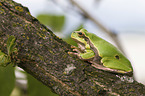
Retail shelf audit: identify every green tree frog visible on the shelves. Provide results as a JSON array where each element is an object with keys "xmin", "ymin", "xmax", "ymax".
[
  {"xmin": 70, "ymin": 29, "xmax": 133, "ymax": 74},
  {"xmin": 0, "ymin": 36, "xmax": 17, "ymax": 67}
]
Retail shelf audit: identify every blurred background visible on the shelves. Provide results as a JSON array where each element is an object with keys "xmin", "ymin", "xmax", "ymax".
[{"xmin": 4, "ymin": 0, "xmax": 145, "ymax": 95}]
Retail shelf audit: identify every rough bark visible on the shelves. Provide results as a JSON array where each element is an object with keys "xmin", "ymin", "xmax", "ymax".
[{"xmin": 0, "ymin": 0, "xmax": 145, "ymax": 96}]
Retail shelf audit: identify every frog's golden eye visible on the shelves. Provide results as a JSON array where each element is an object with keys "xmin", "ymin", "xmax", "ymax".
[
  {"xmin": 78, "ymin": 32, "xmax": 85, "ymax": 37},
  {"xmin": 115, "ymin": 55, "xmax": 120, "ymax": 60}
]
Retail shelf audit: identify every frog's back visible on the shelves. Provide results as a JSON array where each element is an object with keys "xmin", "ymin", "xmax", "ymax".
[
  {"xmin": 84, "ymin": 31, "xmax": 133, "ymax": 72},
  {"xmin": 86, "ymin": 32, "xmax": 123, "ymax": 57}
]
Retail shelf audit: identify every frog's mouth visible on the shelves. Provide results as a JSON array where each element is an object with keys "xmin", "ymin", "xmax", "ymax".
[{"xmin": 71, "ymin": 38, "xmax": 85, "ymax": 46}]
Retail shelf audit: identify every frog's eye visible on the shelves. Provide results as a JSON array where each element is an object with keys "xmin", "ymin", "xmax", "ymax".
[
  {"xmin": 115, "ymin": 55, "xmax": 120, "ymax": 60},
  {"xmin": 78, "ymin": 32, "xmax": 83, "ymax": 36}
]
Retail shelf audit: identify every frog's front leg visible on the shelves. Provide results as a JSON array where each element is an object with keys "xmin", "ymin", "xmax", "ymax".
[
  {"xmin": 68, "ymin": 45, "xmax": 84, "ymax": 60},
  {"xmin": 79, "ymin": 49, "xmax": 95, "ymax": 60},
  {"xmin": 70, "ymin": 45, "xmax": 83, "ymax": 53},
  {"xmin": 68, "ymin": 45, "xmax": 95, "ymax": 61}
]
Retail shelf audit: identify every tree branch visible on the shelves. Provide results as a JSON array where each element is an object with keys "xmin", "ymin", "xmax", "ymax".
[{"xmin": 0, "ymin": 0, "xmax": 145, "ymax": 95}]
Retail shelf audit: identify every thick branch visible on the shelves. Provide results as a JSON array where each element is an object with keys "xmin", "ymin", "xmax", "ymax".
[{"xmin": 0, "ymin": 0, "xmax": 145, "ymax": 96}]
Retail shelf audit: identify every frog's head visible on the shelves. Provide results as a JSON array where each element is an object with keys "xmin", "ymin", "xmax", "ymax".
[
  {"xmin": 72, "ymin": 29, "xmax": 88, "ymax": 40},
  {"xmin": 71, "ymin": 29, "xmax": 90, "ymax": 48}
]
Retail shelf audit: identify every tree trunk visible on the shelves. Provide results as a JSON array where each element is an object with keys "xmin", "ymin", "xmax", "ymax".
[{"xmin": 0, "ymin": 0, "xmax": 145, "ymax": 95}]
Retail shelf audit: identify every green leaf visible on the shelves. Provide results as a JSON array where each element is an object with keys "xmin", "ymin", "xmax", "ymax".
[
  {"xmin": 0, "ymin": 65, "xmax": 15, "ymax": 96},
  {"xmin": 27, "ymin": 74, "xmax": 58, "ymax": 96},
  {"xmin": 37, "ymin": 14, "xmax": 65, "ymax": 32},
  {"xmin": 0, "ymin": 50, "xmax": 10, "ymax": 67},
  {"xmin": 6, "ymin": 35, "xmax": 16, "ymax": 56}
]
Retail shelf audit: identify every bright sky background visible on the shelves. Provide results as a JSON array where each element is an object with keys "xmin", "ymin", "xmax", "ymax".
[
  {"xmin": 13, "ymin": 0, "xmax": 145, "ymax": 84},
  {"xmin": 13, "ymin": 0, "xmax": 145, "ymax": 32}
]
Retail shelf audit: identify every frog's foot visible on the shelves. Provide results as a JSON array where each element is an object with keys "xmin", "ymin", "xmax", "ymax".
[
  {"xmin": 68, "ymin": 52, "xmax": 78, "ymax": 55},
  {"xmin": 71, "ymin": 45, "xmax": 84, "ymax": 53},
  {"xmin": 72, "ymin": 49, "xmax": 81, "ymax": 53},
  {"xmin": 71, "ymin": 45, "xmax": 78, "ymax": 49}
]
